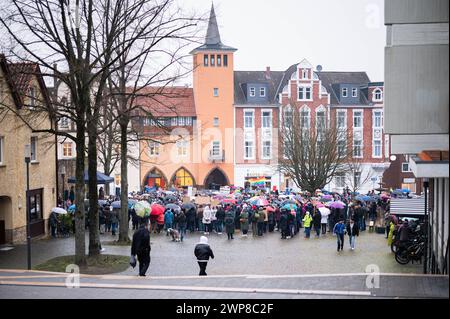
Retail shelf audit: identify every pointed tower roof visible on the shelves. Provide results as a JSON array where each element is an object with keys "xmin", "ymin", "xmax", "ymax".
[{"xmin": 190, "ymin": 3, "xmax": 237, "ymax": 54}]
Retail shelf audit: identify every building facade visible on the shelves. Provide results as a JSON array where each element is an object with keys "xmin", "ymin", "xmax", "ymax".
[
  {"xmin": 137, "ymin": 4, "xmax": 390, "ymax": 194},
  {"xmin": 384, "ymin": 0, "xmax": 449, "ymax": 274},
  {"xmin": 0, "ymin": 55, "xmax": 57, "ymax": 244}
]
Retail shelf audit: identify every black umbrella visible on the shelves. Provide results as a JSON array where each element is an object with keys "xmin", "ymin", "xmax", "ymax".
[
  {"xmin": 67, "ymin": 171, "xmax": 114, "ymax": 184},
  {"xmin": 164, "ymin": 195, "xmax": 177, "ymax": 202},
  {"xmin": 182, "ymin": 202, "xmax": 196, "ymax": 210}
]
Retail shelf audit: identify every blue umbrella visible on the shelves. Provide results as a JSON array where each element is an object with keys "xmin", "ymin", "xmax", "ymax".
[
  {"xmin": 68, "ymin": 204, "xmax": 76, "ymax": 212},
  {"xmin": 282, "ymin": 203, "xmax": 298, "ymax": 211},
  {"xmin": 67, "ymin": 171, "xmax": 114, "ymax": 184},
  {"xmin": 355, "ymin": 195, "xmax": 371, "ymax": 202},
  {"xmin": 394, "ymin": 188, "xmax": 410, "ymax": 193},
  {"xmin": 128, "ymin": 199, "xmax": 137, "ymax": 209}
]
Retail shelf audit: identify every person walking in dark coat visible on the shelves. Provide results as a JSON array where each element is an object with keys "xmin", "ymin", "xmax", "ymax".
[
  {"xmin": 224, "ymin": 211, "xmax": 235, "ymax": 240},
  {"xmin": 215, "ymin": 206, "xmax": 225, "ymax": 234},
  {"xmin": 194, "ymin": 236, "xmax": 214, "ymax": 276},
  {"xmin": 312, "ymin": 210, "xmax": 322, "ymax": 238},
  {"xmin": 49, "ymin": 211, "xmax": 58, "ymax": 238},
  {"xmin": 131, "ymin": 220, "xmax": 151, "ymax": 276},
  {"xmin": 279, "ymin": 210, "xmax": 289, "ymax": 239},
  {"xmin": 346, "ymin": 219, "xmax": 360, "ymax": 250},
  {"xmin": 177, "ymin": 210, "xmax": 187, "ymax": 242}
]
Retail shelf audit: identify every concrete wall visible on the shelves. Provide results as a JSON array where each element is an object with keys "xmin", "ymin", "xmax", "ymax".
[{"xmin": 385, "ymin": 0, "xmax": 449, "ymax": 24}]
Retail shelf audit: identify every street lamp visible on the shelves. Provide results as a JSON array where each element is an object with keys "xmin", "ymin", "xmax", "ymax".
[
  {"xmin": 60, "ymin": 165, "xmax": 66, "ymax": 208},
  {"xmin": 24, "ymin": 144, "xmax": 31, "ymax": 270},
  {"xmin": 423, "ymin": 178, "xmax": 429, "ymax": 274}
]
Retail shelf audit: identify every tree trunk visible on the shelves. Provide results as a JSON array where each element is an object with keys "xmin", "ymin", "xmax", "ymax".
[
  {"xmin": 74, "ymin": 122, "xmax": 86, "ymax": 266},
  {"xmin": 88, "ymin": 122, "xmax": 101, "ymax": 256},
  {"xmin": 117, "ymin": 119, "xmax": 130, "ymax": 243}
]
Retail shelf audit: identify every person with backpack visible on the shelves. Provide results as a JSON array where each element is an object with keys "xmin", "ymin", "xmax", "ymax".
[
  {"xmin": 279, "ymin": 209, "xmax": 289, "ymax": 239},
  {"xmin": 177, "ymin": 210, "xmax": 187, "ymax": 242},
  {"xmin": 164, "ymin": 209, "xmax": 174, "ymax": 236},
  {"xmin": 257, "ymin": 207, "xmax": 266, "ymax": 236},
  {"xmin": 194, "ymin": 236, "xmax": 214, "ymax": 276},
  {"xmin": 302, "ymin": 211, "xmax": 313, "ymax": 239},
  {"xmin": 224, "ymin": 210, "xmax": 235, "ymax": 240},
  {"xmin": 239, "ymin": 208, "xmax": 250, "ymax": 237},
  {"xmin": 333, "ymin": 219, "xmax": 346, "ymax": 252}
]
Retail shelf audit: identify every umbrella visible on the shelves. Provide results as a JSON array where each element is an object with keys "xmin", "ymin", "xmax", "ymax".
[
  {"xmin": 329, "ymin": 201, "xmax": 345, "ymax": 209},
  {"xmin": 111, "ymin": 201, "xmax": 121, "ymax": 209},
  {"xmin": 394, "ymin": 188, "xmax": 410, "ymax": 193},
  {"xmin": 128, "ymin": 199, "xmax": 137, "ymax": 209},
  {"xmin": 282, "ymin": 203, "xmax": 298, "ymax": 211},
  {"xmin": 98, "ymin": 200, "xmax": 108, "ymax": 207},
  {"xmin": 51, "ymin": 207, "xmax": 67, "ymax": 214},
  {"xmin": 320, "ymin": 195, "xmax": 333, "ymax": 202},
  {"xmin": 67, "ymin": 171, "xmax": 114, "ymax": 184},
  {"xmin": 181, "ymin": 202, "xmax": 196, "ymax": 210},
  {"xmin": 164, "ymin": 195, "xmax": 177, "ymax": 202},
  {"xmin": 150, "ymin": 203, "xmax": 165, "ymax": 216},
  {"xmin": 266, "ymin": 206, "xmax": 275, "ymax": 213},
  {"xmin": 165, "ymin": 203, "xmax": 181, "ymax": 213},
  {"xmin": 68, "ymin": 204, "xmax": 76, "ymax": 212},
  {"xmin": 355, "ymin": 195, "xmax": 372, "ymax": 202},
  {"xmin": 249, "ymin": 196, "xmax": 269, "ymax": 206},
  {"xmin": 318, "ymin": 206, "xmax": 331, "ymax": 216},
  {"xmin": 134, "ymin": 201, "xmax": 151, "ymax": 218},
  {"xmin": 221, "ymin": 198, "xmax": 237, "ymax": 204}
]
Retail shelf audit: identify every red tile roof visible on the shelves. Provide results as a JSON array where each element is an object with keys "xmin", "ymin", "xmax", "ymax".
[
  {"xmin": 7, "ymin": 62, "xmax": 38, "ymax": 96},
  {"xmin": 134, "ymin": 87, "xmax": 196, "ymax": 117}
]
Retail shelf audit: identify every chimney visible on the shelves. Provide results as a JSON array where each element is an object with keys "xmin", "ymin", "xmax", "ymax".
[{"xmin": 265, "ymin": 66, "xmax": 271, "ymax": 79}]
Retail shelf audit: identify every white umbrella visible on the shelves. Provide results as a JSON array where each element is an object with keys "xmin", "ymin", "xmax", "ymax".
[
  {"xmin": 51, "ymin": 207, "xmax": 67, "ymax": 214},
  {"xmin": 318, "ymin": 206, "xmax": 330, "ymax": 217}
]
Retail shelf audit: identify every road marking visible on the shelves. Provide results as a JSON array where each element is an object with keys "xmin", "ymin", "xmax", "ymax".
[
  {"xmin": 0, "ymin": 269, "xmax": 447, "ymax": 280},
  {"xmin": 0, "ymin": 280, "xmax": 372, "ymax": 297}
]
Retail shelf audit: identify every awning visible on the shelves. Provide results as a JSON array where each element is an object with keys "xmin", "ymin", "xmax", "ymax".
[{"xmin": 390, "ymin": 197, "xmax": 426, "ymax": 216}]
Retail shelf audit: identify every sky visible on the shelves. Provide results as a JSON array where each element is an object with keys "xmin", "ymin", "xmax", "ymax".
[{"xmin": 181, "ymin": 0, "xmax": 386, "ymax": 82}]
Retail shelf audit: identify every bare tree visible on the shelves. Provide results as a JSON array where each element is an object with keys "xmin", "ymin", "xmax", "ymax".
[
  {"xmin": 278, "ymin": 110, "xmax": 352, "ymax": 193},
  {"xmin": 0, "ymin": 0, "xmax": 201, "ymax": 262},
  {"xmin": 341, "ymin": 159, "xmax": 376, "ymax": 194}
]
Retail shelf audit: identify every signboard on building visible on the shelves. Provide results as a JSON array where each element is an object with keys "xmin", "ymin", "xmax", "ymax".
[
  {"xmin": 194, "ymin": 196, "xmax": 211, "ymax": 205},
  {"xmin": 403, "ymin": 178, "xmax": 416, "ymax": 184},
  {"xmin": 219, "ymin": 186, "xmax": 230, "ymax": 194}
]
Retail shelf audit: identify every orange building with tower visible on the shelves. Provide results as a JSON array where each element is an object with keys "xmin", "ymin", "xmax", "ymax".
[{"xmin": 138, "ymin": 4, "xmax": 237, "ymax": 190}]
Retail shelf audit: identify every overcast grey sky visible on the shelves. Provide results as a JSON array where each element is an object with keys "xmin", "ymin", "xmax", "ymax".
[{"xmin": 182, "ymin": 0, "xmax": 386, "ymax": 82}]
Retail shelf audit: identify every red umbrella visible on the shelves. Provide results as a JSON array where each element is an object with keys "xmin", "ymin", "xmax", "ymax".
[
  {"xmin": 221, "ymin": 198, "xmax": 236, "ymax": 204},
  {"xmin": 266, "ymin": 206, "xmax": 275, "ymax": 213},
  {"xmin": 150, "ymin": 203, "xmax": 165, "ymax": 216}
]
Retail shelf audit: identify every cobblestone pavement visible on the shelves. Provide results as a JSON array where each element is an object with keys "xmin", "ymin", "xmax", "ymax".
[
  {"xmin": 0, "ymin": 228, "xmax": 422, "ymax": 276},
  {"xmin": 1, "ymin": 229, "xmax": 448, "ymax": 299},
  {"xmin": 0, "ymin": 269, "xmax": 448, "ymax": 299}
]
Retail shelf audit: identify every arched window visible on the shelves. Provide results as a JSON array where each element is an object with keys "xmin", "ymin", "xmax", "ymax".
[
  {"xmin": 300, "ymin": 105, "xmax": 310, "ymax": 129},
  {"xmin": 283, "ymin": 106, "xmax": 293, "ymax": 129},
  {"xmin": 172, "ymin": 168, "xmax": 194, "ymax": 187},
  {"xmin": 373, "ymin": 88, "xmax": 383, "ymax": 102}
]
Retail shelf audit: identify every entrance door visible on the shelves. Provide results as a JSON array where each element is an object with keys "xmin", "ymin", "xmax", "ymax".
[
  {"xmin": 204, "ymin": 168, "xmax": 229, "ymax": 190},
  {"xmin": 27, "ymin": 188, "xmax": 45, "ymax": 238},
  {"xmin": 0, "ymin": 220, "xmax": 5, "ymax": 245}
]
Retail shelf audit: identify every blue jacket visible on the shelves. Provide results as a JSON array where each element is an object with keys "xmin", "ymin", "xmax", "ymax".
[
  {"xmin": 333, "ymin": 222, "xmax": 346, "ymax": 235},
  {"xmin": 164, "ymin": 211, "xmax": 174, "ymax": 225}
]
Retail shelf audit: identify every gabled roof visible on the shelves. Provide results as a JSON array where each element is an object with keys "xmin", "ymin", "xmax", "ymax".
[
  {"xmin": 133, "ymin": 87, "xmax": 196, "ymax": 117},
  {"xmin": 316, "ymin": 71, "xmax": 371, "ymax": 105},
  {"xmin": 0, "ymin": 54, "xmax": 51, "ymax": 109},
  {"xmin": 234, "ymin": 70, "xmax": 284, "ymax": 105},
  {"xmin": 190, "ymin": 4, "xmax": 236, "ymax": 54}
]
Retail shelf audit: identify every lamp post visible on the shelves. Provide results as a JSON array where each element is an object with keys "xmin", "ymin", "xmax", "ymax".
[
  {"xmin": 24, "ymin": 144, "xmax": 31, "ymax": 270},
  {"xmin": 60, "ymin": 166, "xmax": 66, "ymax": 209}
]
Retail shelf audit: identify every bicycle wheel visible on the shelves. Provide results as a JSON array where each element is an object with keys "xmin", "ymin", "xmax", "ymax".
[
  {"xmin": 391, "ymin": 242, "xmax": 398, "ymax": 253},
  {"xmin": 395, "ymin": 250, "xmax": 410, "ymax": 265}
]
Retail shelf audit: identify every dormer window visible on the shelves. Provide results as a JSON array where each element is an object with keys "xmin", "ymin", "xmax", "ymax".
[
  {"xmin": 249, "ymin": 87, "xmax": 256, "ymax": 97},
  {"xmin": 298, "ymin": 86, "xmax": 312, "ymax": 101},
  {"xmin": 210, "ymin": 55, "xmax": 215, "ymax": 66},
  {"xmin": 373, "ymin": 88, "xmax": 383, "ymax": 102},
  {"xmin": 29, "ymin": 86, "xmax": 36, "ymax": 107},
  {"xmin": 260, "ymin": 87, "xmax": 266, "ymax": 97},
  {"xmin": 223, "ymin": 55, "xmax": 228, "ymax": 67},
  {"xmin": 204, "ymin": 54, "xmax": 209, "ymax": 67},
  {"xmin": 342, "ymin": 88, "xmax": 348, "ymax": 98},
  {"xmin": 301, "ymin": 69, "xmax": 308, "ymax": 79},
  {"xmin": 217, "ymin": 55, "xmax": 222, "ymax": 66},
  {"xmin": 352, "ymin": 88, "xmax": 358, "ymax": 97}
]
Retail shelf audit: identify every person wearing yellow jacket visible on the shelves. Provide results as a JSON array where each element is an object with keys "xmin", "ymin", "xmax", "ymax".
[
  {"xmin": 387, "ymin": 221, "xmax": 395, "ymax": 247},
  {"xmin": 302, "ymin": 212, "xmax": 313, "ymax": 239}
]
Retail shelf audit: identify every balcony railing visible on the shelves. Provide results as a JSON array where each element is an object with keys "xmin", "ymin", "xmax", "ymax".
[{"xmin": 209, "ymin": 150, "xmax": 225, "ymax": 162}]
